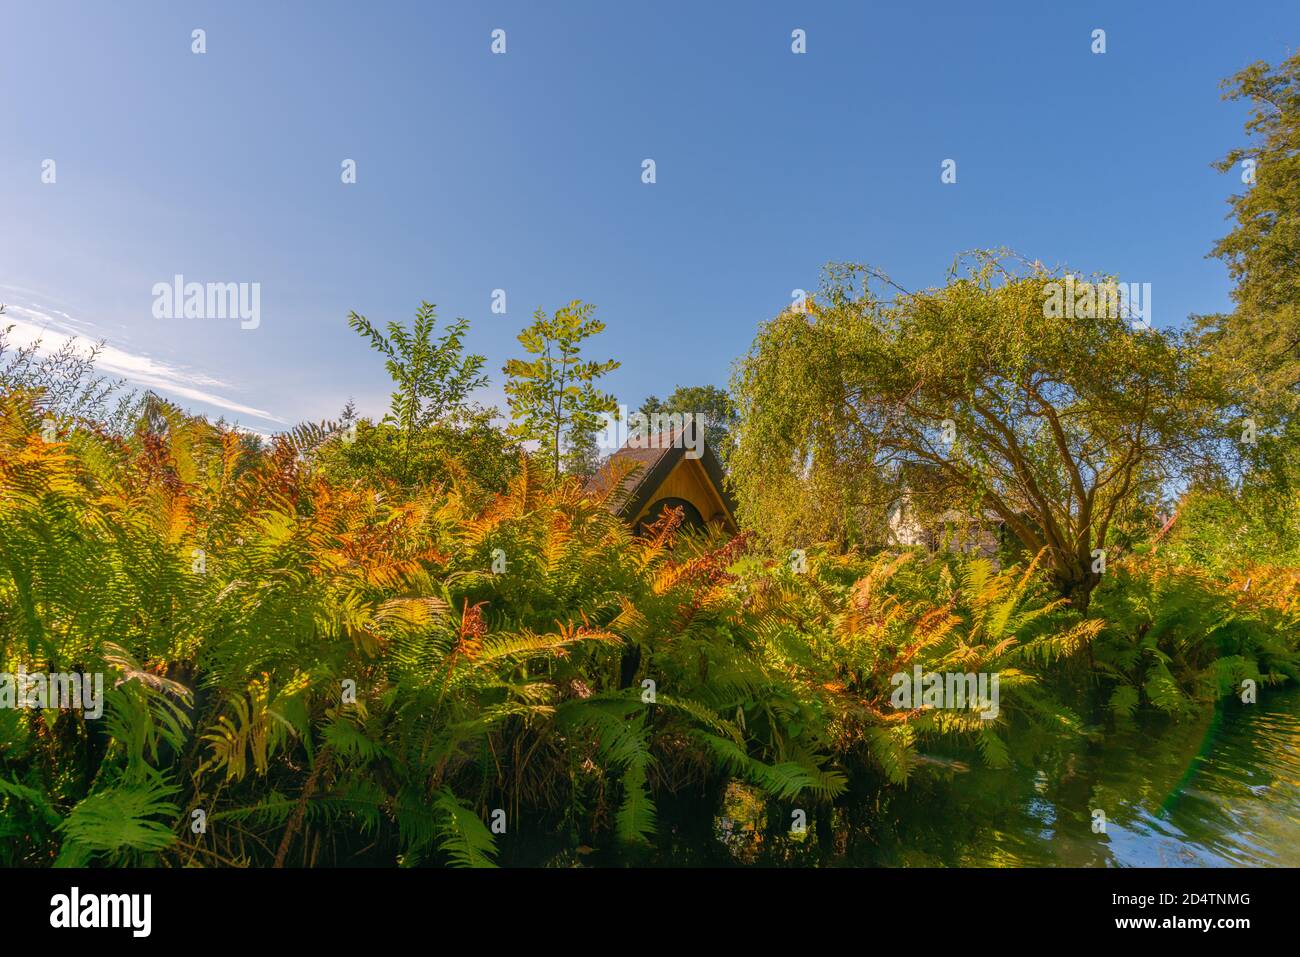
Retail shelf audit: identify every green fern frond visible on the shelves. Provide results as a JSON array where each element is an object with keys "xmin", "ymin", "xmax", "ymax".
[
  {"xmin": 614, "ymin": 756, "xmax": 657, "ymax": 844},
  {"xmin": 430, "ymin": 788, "xmax": 497, "ymax": 868},
  {"xmin": 56, "ymin": 781, "xmax": 179, "ymax": 861}
]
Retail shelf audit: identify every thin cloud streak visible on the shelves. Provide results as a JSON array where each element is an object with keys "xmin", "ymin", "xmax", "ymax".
[{"xmin": 0, "ymin": 297, "xmax": 286, "ymax": 424}]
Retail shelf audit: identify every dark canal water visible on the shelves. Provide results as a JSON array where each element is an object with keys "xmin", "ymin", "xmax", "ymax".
[{"xmin": 653, "ymin": 685, "xmax": 1300, "ymax": 867}]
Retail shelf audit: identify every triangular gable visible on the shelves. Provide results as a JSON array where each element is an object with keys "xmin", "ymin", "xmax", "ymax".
[{"xmin": 588, "ymin": 429, "xmax": 738, "ymax": 533}]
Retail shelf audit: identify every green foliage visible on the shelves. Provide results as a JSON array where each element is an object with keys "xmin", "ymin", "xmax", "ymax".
[
  {"xmin": 1203, "ymin": 51, "xmax": 1300, "ymax": 410},
  {"xmin": 430, "ymin": 788, "xmax": 498, "ymax": 868},
  {"xmin": 503, "ymin": 300, "xmax": 620, "ymax": 479},
  {"xmin": 1162, "ymin": 479, "xmax": 1300, "ymax": 573},
  {"xmin": 56, "ymin": 781, "xmax": 180, "ymax": 864},
  {"xmin": 734, "ymin": 548, "xmax": 1099, "ymax": 784},
  {"xmin": 0, "ymin": 394, "xmax": 856, "ymax": 866},
  {"xmin": 730, "ymin": 252, "xmax": 1222, "ymax": 610},
  {"xmin": 1089, "ymin": 558, "xmax": 1300, "ymax": 717},
  {"xmin": 4, "ymin": 204, "xmax": 1299, "ymax": 867},
  {"xmin": 1, "ymin": 379, "xmax": 1296, "ymax": 867},
  {"xmin": 313, "ymin": 409, "xmax": 521, "ymax": 494},
  {"xmin": 0, "ymin": 316, "xmax": 139, "ymax": 432},
  {"xmin": 638, "ymin": 384, "xmax": 738, "ymax": 462},
  {"xmin": 614, "ymin": 752, "xmax": 657, "ymax": 845},
  {"xmin": 347, "ymin": 302, "xmax": 489, "ymax": 482}
]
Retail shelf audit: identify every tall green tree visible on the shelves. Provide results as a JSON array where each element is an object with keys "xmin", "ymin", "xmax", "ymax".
[
  {"xmin": 503, "ymin": 300, "xmax": 620, "ymax": 479},
  {"xmin": 1189, "ymin": 54, "xmax": 1300, "ymax": 561},
  {"xmin": 347, "ymin": 302, "xmax": 488, "ymax": 479},
  {"xmin": 731, "ymin": 252, "xmax": 1222, "ymax": 611},
  {"xmin": 1202, "ymin": 52, "xmax": 1300, "ymax": 410}
]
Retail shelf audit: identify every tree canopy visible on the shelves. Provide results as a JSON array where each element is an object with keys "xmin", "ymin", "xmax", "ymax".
[
  {"xmin": 1202, "ymin": 51, "xmax": 1300, "ymax": 412},
  {"xmin": 731, "ymin": 252, "xmax": 1224, "ymax": 609},
  {"xmin": 638, "ymin": 384, "xmax": 738, "ymax": 462},
  {"xmin": 503, "ymin": 300, "xmax": 620, "ymax": 478}
]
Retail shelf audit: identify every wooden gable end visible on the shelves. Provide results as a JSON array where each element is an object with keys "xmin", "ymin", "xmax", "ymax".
[
  {"xmin": 587, "ymin": 427, "xmax": 740, "ymax": 535},
  {"xmin": 631, "ymin": 454, "xmax": 738, "ymax": 534}
]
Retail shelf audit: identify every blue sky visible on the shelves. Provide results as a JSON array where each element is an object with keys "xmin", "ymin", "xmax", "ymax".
[{"xmin": 2, "ymin": 1, "xmax": 1295, "ymax": 433}]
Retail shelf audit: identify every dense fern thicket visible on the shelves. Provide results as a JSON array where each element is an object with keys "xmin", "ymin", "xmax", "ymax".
[{"xmin": 1, "ymin": 390, "xmax": 1297, "ymax": 867}]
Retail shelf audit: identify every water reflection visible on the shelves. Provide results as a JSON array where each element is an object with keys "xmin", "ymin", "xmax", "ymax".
[{"xmin": 659, "ymin": 685, "xmax": 1300, "ymax": 867}]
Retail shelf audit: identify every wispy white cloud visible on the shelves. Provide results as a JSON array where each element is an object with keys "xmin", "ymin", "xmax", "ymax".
[{"xmin": 0, "ymin": 294, "xmax": 286, "ymax": 425}]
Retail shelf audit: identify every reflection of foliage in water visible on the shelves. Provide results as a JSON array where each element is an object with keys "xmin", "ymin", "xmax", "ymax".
[{"xmin": 646, "ymin": 687, "xmax": 1300, "ymax": 867}]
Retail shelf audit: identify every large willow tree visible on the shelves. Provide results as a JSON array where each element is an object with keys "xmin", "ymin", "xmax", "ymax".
[{"xmin": 731, "ymin": 252, "xmax": 1223, "ymax": 610}]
